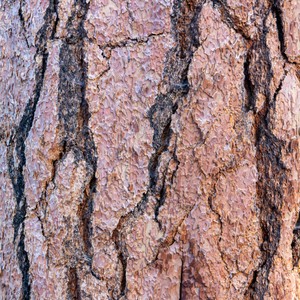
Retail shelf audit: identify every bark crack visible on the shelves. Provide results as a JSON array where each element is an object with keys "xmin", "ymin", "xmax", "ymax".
[
  {"xmin": 98, "ymin": 32, "xmax": 165, "ymax": 52},
  {"xmin": 292, "ymin": 212, "xmax": 300, "ymax": 267},
  {"xmin": 153, "ymin": 137, "xmax": 180, "ymax": 228},
  {"xmin": 67, "ymin": 267, "xmax": 81, "ymax": 300},
  {"xmin": 207, "ymin": 162, "xmax": 237, "ymax": 275},
  {"xmin": 111, "ymin": 0, "xmax": 205, "ymax": 298},
  {"xmin": 212, "ymin": 0, "xmax": 252, "ymax": 41},
  {"xmin": 271, "ymin": 0, "xmax": 300, "ymax": 66},
  {"xmin": 179, "ymin": 257, "xmax": 184, "ymax": 300},
  {"xmin": 126, "ymin": 0, "xmax": 135, "ymax": 23},
  {"xmin": 244, "ymin": 50, "xmax": 256, "ymax": 111},
  {"xmin": 7, "ymin": 1, "xmax": 59, "ymax": 298},
  {"xmin": 245, "ymin": 8, "xmax": 292, "ymax": 299},
  {"xmin": 18, "ymin": 0, "xmax": 29, "ymax": 48},
  {"xmin": 53, "ymin": 0, "xmax": 98, "ymax": 290},
  {"xmin": 271, "ymin": 0, "xmax": 288, "ymax": 62}
]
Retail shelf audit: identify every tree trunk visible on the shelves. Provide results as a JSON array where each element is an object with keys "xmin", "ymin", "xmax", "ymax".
[{"xmin": 1, "ymin": 0, "xmax": 299, "ymax": 299}]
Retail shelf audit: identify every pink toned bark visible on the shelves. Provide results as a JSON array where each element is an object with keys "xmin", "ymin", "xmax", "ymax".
[{"xmin": 1, "ymin": 0, "xmax": 300, "ymax": 299}]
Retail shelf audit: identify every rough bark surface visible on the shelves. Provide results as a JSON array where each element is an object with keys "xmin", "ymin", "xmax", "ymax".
[{"xmin": 0, "ymin": 0, "xmax": 299, "ymax": 299}]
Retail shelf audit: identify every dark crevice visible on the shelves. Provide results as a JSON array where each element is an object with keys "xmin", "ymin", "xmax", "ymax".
[
  {"xmin": 292, "ymin": 241, "xmax": 300, "ymax": 269},
  {"xmin": 271, "ymin": 0, "xmax": 299, "ymax": 65},
  {"xmin": 56, "ymin": 0, "xmax": 97, "ymax": 283},
  {"xmin": 78, "ymin": 186, "xmax": 94, "ymax": 258},
  {"xmin": 126, "ymin": 0, "xmax": 135, "ymax": 22},
  {"xmin": 111, "ymin": 1, "xmax": 204, "ymax": 298},
  {"xmin": 208, "ymin": 187, "xmax": 223, "ymax": 236},
  {"xmin": 67, "ymin": 267, "xmax": 81, "ymax": 300},
  {"xmin": 154, "ymin": 177, "xmax": 167, "ymax": 228},
  {"xmin": 38, "ymin": 141, "xmax": 66, "ymax": 218},
  {"xmin": 78, "ymin": 13, "xmax": 97, "ymax": 263},
  {"xmin": 36, "ymin": 214, "xmax": 46, "ymax": 238},
  {"xmin": 246, "ymin": 270, "xmax": 258, "ymax": 296},
  {"xmin": 18, "ymin": 0, "xmax": 29, "ymax": 48},
  {"xmin": 271, "ymin": 68, "xmax": 287, "ymax": 106},
  {"xmin": 212, "ymin": 0, "xmax": 251, "ymax": 41},
  {"xmin": 100, "ymin": 32, "xmax": 165, "ymax": 52},
  {"xmin": 179, "ymin": 257, "xmax": 184, "ymax": 300},
  {"xmin": 244, "ymin": 50, "xmax": 256, "ymax": 112},
  {"xmin": 51, "ymin": 0, "xmax": 59, "ymax": 39},
  {"xmin": 112, "ymin": 217, "xmax": 129, "ymax": 299},
  {"xmin": 246, "ymin": 8, "xmax": 292, "ymax": 300},
  {"xmin": 291, "ymin": 210, "xmax": 300, "ymax": 267},
  {"xmin": 90, "ymin": 269, "xmax": 102, "ymax": 281},
  {"xmin": 153, "ymin": 144, "xmax": 180, "ymax": 227},
  {"xmin": 271, "ymin": 0, "xmax": 288, "ymax": 62},
  {"xmin": 35, "ymin": 0, "xmax": 60, "ymax": 52},
  {"xmin": 249, "ymin": 124, "xmax": 285, "ymax": 299},
  {"xmin": 118, "ymin": 251, "xmax": 127, "ymax": 298},
  {"xmin": 7, "ymin": 1, "xmax": 59, "ymax": 299},
  {"xmin": 16, "ymin": 224, "xmax": 31, "ymax": 300},
  {"xmin": 149, "ymin": 0, "xmax": 203, "ymax": 224}
]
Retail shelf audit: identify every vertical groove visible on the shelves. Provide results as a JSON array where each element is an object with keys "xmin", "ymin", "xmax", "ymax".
[
  {"xmin": 56, "ymin": 0, "xmax": 97, "ymax": 288},
  {"xmin": 179, "ymin": 257, "xmax": 184, "ymax": 300},
  {"xmin": 243, "ymin": 51, "xmax": 256, "ymax": 111},
  {"xmin": 18, "ymin": 0, "xmax": 29, "ymax": 48},
  {"xmin": 112, "ymin": 0, "xmax": 204, "ymax": 298},
  {"xmin": 245, "ymin": 7, "xmax": 292, "ymax": 299},
  {"xmin": 67, "ymin": 267, "xmax": 81, "ymax": 300},
  {"xmin": 272, "ymin": 0, "xmax": 288, "ymax": 61},
  {"xmin": 7, "ymin": 1, "xmax": 59, "ymax": 298},
  {"xmin": 292, "ymin": 213, "xmax": 300, "ymax": 266}
]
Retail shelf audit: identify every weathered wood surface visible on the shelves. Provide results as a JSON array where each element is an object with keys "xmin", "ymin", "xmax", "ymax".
[{"xmin": 0, "ymin": 0, "xmax": 299, "ymax": 299}]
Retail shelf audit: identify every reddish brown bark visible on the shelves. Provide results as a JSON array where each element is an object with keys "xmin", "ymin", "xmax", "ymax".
[{"xmin": 0, "ymin": 0, "xmax": 299, "ymax": 299}]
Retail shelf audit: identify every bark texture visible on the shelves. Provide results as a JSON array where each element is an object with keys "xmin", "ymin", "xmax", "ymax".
[{"xmin": 0, "ymin": 0, "xmax": 300, "ymax": 299}]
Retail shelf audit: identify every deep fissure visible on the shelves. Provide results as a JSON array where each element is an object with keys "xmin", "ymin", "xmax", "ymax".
[
  {"xmin": 7, "ymin": 0, "xmax": 59, "ymax": 298},
  {"xmin": 112, "ymin": 0, "xmax": 204, "ymax": 298},
  {"xmin": 272, "ymin": 0, "xmax": 288, "ymax": 62},
  {"xmin": 67, "ymin": 267, "xmax": 81, "ymax": 300},
  {"xmin": 18, "ymin": 0, "xmax": 29, "ymax": 47},
  {"xmin": 246, "ymin": 8, "xmax": 291, "ymax": 299},
  {"xmin": 56, "ymin": 0, "xmax": 97, "ymax": 286}
]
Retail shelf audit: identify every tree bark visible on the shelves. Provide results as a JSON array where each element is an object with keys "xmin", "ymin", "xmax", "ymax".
[{"xmin": 0, "ymin": 0, "xmax": 299, "ymax": 299}]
